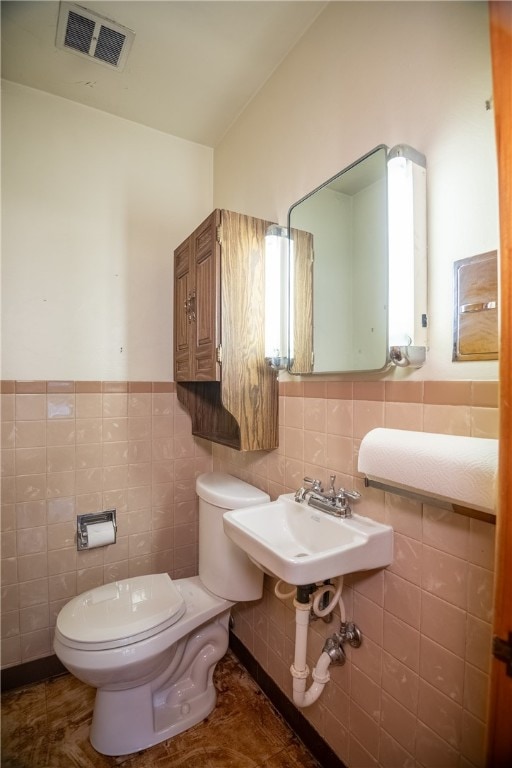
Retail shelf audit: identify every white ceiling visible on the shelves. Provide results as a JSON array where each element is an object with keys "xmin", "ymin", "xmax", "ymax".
[{"xmin": 1, "ymin": 0, "xmax": 326, "ymax": 147}]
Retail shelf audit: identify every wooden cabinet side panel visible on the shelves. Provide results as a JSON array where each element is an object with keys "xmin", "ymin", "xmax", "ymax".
[{"xmin": 220, "ymin": 211, "xmax": 279, "ymax": 451}]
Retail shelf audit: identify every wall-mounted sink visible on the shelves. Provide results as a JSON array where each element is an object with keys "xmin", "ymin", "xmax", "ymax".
[{"xmin": 223, "ymin": 493, "xmax": 393, "ymax": 585}]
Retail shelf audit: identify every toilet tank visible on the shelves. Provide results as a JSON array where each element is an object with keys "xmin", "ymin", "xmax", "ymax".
[{"xmin": 196, "ymin": 472, "xmax": 269, "ymax": 602}]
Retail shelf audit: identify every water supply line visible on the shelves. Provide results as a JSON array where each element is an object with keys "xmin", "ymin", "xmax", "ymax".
[
  {"xmin": 275, "ymin": 578, "xmax": 353, "ymax": 708},
  {"xmin": 312, "ymin": 579, "xmax": 345, "ymax": 621},
  {"xmin": 274, "ymin": 580, "xmax": 296, "ymax": 600}
]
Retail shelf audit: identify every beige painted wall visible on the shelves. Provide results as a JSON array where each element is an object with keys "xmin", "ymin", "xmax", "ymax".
[
  {"xmin": 1, "ymin": 81, "xmax": 213, "ymax": 382},
  {"xmin": 214, "ymin": 0, "xmax": 499, "ymax": 381}
]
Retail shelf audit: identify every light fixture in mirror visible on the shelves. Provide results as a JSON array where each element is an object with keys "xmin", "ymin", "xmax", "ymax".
[
  {"xmin": 264, "ymin": 224, "xmax": 292, "ymax": 370},
  {"xmin": 387, "ymin": 144, "xmax": 428, "ymax": 368}
]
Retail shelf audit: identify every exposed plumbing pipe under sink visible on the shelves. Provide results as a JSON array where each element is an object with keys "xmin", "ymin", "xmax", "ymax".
[
  {"xmin": 275, "ymin": 577, "xmax": 361, "ymax": 708},
  {"xmin": 290, "ymin": 599, "xmax": 332, "ymax": 708}
]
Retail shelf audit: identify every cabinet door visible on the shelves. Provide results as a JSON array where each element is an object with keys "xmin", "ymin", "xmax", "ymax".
[
  {"xmin": 174, "ymin": 237, "xmax": 193, "ymax": 381},
  {"xmin": 192, "ymin": 211, "xmax": 221, "ymax": 381},
  {"xmin": 173, "ymin": 211, "xmax": 221, "ymax": 382}
]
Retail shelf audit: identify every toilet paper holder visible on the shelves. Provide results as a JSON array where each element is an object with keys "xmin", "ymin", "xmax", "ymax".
[{"xmin": 77, "ymin": 510, "xmax": 117, "ymax": 550}]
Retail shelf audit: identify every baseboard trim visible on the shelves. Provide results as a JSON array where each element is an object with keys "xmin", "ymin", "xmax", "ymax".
[
  {"xmin": 229, "ymin": 631, "xmax": 346, "ymax": 768},
  {"xmin": 1, "ymin": 654, "xmax": 67, "ymax": 692}
]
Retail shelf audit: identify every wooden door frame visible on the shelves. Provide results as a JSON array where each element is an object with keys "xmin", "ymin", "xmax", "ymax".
[{"xmin": 487, "ymin": 2, "xmax": 512, "ymax": 764}]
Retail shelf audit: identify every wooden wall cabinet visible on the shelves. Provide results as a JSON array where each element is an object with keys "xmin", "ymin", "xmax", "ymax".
[{"xmin": 173, "ymin": 209, "xmax": 279, "ymax": 452}]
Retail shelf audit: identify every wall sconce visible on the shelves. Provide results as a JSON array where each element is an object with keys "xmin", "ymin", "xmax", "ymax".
[
  {"xmin": 264, "ymin": 224, "xmax": 292, "ymax": 370},
  {"xmin": 387, "ymin": 144, "xmax": 428, "ymax": 367}
]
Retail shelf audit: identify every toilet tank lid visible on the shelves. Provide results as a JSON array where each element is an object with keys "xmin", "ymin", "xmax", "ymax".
[
  {"xmin": 196, "ymin": 472, "xmax": 270, "ymax": 509},
  {"xmin": 56, "ymin": 573, "xmax": 185, "ymax": 645}
]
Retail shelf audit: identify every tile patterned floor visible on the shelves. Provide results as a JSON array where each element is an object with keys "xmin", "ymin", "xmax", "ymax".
[{"xmin": 1, "ymin": 650, "xmax": 321, "ymax": 768}]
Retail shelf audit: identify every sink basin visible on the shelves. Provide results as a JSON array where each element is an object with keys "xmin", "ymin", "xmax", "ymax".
[{"xmin": 223, "ymin": 493, "xmax": 393, "ymax": 585}]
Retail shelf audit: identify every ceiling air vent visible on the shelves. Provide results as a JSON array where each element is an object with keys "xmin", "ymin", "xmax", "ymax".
[{"xmin": 56, "ymin": 2, "xmax": 134, "ymax": 71}]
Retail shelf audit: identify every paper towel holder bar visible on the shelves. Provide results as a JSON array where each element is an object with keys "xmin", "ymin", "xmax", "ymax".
[
  {"xmin": 77, "ymin": 510, "xmax": 117, "ymax": 550},
  {"xmin": 363, "ymin": 478, "xmax": 496, "ymax": 525}
]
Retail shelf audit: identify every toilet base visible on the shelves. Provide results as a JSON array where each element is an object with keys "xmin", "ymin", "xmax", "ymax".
[{"xmin": 89, "ymin": 611, "xmax": 230, "ymax": 756}]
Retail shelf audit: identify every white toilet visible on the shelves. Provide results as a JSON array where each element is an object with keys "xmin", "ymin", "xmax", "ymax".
[{"xmin": 53, "ymin": 473, "xmax": 268, "ymax": 756}]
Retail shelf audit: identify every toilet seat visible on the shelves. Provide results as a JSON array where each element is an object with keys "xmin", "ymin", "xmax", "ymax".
[{"xmin": 55, "ymin": 573, "xmax": 186, "ymax": 651}]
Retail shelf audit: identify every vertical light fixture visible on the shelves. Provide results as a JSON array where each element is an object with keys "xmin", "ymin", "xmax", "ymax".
[
  {"xmin": 264, "ymin": 225, "xmax": 291, "ymax": 370},
  {"xmin": 387, "ymin": 144, "xmax": 427, "ymax": 366}
]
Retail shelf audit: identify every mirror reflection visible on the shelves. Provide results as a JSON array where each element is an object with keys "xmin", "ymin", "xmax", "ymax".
[{"xmin": 288, "ymin": 146, "xmax": 389, "ymax": 374}]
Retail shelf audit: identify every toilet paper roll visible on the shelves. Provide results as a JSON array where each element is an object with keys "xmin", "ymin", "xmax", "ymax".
[{"xmin": 87, "ymin": 520, "xmax": 116, "ymax": 548}]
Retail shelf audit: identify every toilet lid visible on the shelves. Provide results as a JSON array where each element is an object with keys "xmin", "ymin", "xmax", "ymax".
[{"xmin": 56, "ymin": 573, "xmax": 186, "ymax": 649}]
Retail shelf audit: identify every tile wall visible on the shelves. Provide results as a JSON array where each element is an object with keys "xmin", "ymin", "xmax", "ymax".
[
  {"xmin": 212, "ymin": 379, "xmax": 498, "ymax": 768},
  {"xmin": 0, "ymin": 381, "xmax": 212, "ymax": 668},
  {"xmin": 1, "ymin": 377, "xmax": 498, "ymax": 768}
]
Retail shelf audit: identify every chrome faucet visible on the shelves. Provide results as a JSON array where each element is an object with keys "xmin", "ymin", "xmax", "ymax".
[{"xmin": 294, "ymin": 475, "xmax": 361, "ymax": 518}]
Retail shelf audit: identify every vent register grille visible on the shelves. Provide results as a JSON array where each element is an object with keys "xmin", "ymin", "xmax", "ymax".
[{"xmin": 56, "ymin": 3, "xmax": 134, "ymax": 70}]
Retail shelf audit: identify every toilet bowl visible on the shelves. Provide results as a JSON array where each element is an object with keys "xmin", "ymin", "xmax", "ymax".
[{"xmin": 53, "ymin": 473, "xmax": 268, "ymax": 756}]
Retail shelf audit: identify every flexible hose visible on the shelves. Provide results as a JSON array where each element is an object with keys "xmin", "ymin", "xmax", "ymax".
[
  {"xmin": 311, "ymin": 577, "xmax": 346, "ymax": 622},
  {"xmin": 274, "ymin": 577, "xmax": 346, "ymax": 621},
  {"xmin": 274, "ymin": 580, "xmax": 296, "ymax": 600},
  {"xmin": 274, "ymin": 577, "xmax": 347, "ymax": 623}
]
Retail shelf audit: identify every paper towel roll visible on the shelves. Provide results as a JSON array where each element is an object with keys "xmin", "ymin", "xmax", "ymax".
[
  {"xmin": 358, "ymin": 428, "xmax": 498, "ymax": 515},
  {"xmin": 87, "ymin": 520, "xmax": 116, "ymax": 548}
]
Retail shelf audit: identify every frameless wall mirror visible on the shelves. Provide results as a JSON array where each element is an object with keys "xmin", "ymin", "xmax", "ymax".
[{"xmin": 283, "ymin": 144, "xmax": 427, "ymax": 375}]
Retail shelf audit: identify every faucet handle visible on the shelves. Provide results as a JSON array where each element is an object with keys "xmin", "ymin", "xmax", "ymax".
[
  {"xmin": 303, "ymin": 476, "xmax": 324, "ymax": 492},
  {"xmin": 337, "ymin": 488, "xmax": 361, "ymax": 502}
]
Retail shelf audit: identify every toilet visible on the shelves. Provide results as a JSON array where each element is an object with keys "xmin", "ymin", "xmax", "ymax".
[{"xmin": 53, "ymin": 472, "xmax": 268, "ymax": 756}]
